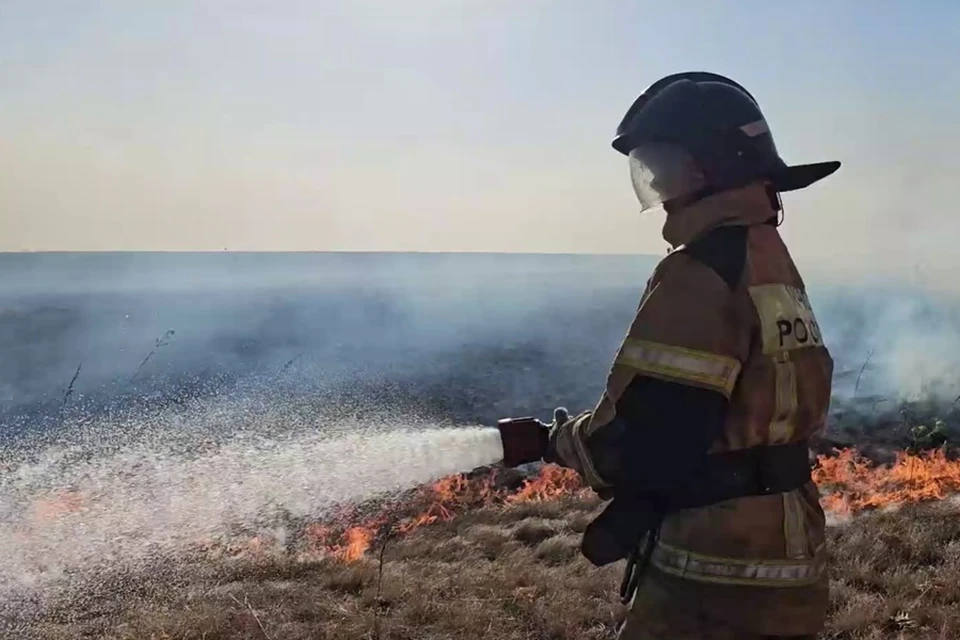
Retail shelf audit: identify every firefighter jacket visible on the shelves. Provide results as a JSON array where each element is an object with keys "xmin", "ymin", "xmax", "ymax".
[{"xmin": 551, "ymin": 183, "xmax": 834, "ymax": 636}]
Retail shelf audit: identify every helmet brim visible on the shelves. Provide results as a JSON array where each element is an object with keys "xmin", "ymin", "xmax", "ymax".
[{"xmin": 770, "ymin": 161, "xmax": 841, "ymax": 192}]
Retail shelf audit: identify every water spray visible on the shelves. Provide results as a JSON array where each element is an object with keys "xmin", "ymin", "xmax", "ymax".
[{"xmin": 0, "ymin": 420, "xmax": 507, "ymax": 621}]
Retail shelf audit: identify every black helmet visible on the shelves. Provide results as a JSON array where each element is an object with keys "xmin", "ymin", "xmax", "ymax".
[{"xmin": 613, "ymin": 72, "xmax": 840, "ymax": 211}]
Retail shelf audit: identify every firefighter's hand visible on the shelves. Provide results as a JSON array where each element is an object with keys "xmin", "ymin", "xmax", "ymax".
[{"xmin": 543, "ymin": 406, "xmax": 571, "ymax": 466}]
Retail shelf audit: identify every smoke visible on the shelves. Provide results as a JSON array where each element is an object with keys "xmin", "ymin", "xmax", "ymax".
[
  {"xmin": 2, "ymin": 252, "xmax": 959, "ymax": 435},
  {"xmin": 0, "ymin": 253, "xmax": 645, "ymax": 429},
  {"xmin": 1, "ymin": 251, "xmax": 959, "ymax": 627},
  {"xmin": 883, "ymin": 318, "xmax": 960, "ymax": 405},
  {"xmin": 810, "ymin": 281, "xmax": 960, "ymax": 407}
]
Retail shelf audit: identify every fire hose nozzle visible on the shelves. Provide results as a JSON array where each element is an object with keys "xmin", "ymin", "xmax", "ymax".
[{"xmin": 496, "ymin": 416, "xmax": 550, "ymax": 468}]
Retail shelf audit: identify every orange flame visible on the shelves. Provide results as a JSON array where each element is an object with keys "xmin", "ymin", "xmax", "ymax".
[
  {"xmin": 507, "ymin": 465, "xmax": 585, "ymax": 503},
  {"xmin": 303, "ymin": 464, "xmax": 584, "ymax": 562},
  {"xmin": 223, "ymin": 452, "xmax": 960, "ymax": 564},
  {"xmin": 303, "ymin": 520, "xmax": 382, "ymax": 561},
  {"xmin": 30, "ymin": 489, "xmax": 85, "ymax": 523},
  {"xmin": 341, "ymin": 526, "xmax": 375, "ymax": 562},
  {"xmin": 29, "ymin": 448, "xmax": 960, "ymax": 566},
  {"xmin": 311, "ymin": 451, "xmax": 960, "ymax": 563},
  {"xmin": 813, "ymin": 448, "xmax": 960, "ymax": 515}
]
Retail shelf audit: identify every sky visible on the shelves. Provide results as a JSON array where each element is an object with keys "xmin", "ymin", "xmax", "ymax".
[{"xmin": 1, "ymin": 1, "xmax": 958, "ymax": 277}]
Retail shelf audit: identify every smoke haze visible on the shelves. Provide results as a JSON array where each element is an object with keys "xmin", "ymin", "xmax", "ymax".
[
  {"xmin": 2, "ymin": 252, "xmax": 958, "ymax": 440},
  {"xmin": 1, "ymin": 251, "xmax": 958, "ymax": 630}
]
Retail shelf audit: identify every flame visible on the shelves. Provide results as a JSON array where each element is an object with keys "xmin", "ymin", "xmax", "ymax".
[
  {"xmin": 341, "ymin": 526, "xmax": 375, "ymax": 562},
  {"xmin": 303, "ymin": 520, "xmax": 382, "ymax": 562},
  {"xmin": 301, "ymin": 464, "xmax": 584, "ymax": 561},
  {"xmin": 813, "ymin": 448, "xmax": 960, "ymax": 515},
  {"xmin": 26, "ymin": 449, "xmax": 960, "ymax": 566},
  {"xmin": 507, "ymin": 465, "xmax": 585, "ymax": 503},
  {"xmin": 30, "ymin": 489, "xmax": 85, "ymax": 523},
  {"xmin": 304, "ymin": 451, "xmax": 960, "ymax": 563}
]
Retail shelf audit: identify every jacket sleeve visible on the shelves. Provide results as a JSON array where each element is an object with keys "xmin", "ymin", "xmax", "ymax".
[{"xmin": 552, "ymin": 251, "xmax": 745, "ymax": 498}]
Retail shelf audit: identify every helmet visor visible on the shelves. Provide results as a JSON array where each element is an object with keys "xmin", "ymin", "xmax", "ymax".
[{"xmin": 628, "ymin": 143, "xmax": 707, "ymax": 212}]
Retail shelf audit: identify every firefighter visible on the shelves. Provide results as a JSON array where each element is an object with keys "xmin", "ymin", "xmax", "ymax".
[{"xmin": 547, "ymin": 72, "xmax": 839, "ymax": 639}]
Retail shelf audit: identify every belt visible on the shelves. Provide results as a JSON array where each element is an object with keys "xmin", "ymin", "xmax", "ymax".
[
  {"xmin": 580, "ymin": 441, "xmax": 813, "ymax": 603},
  {"xmin": 667, "ymin": 441, "xmax": 812, "ymax": 511}
]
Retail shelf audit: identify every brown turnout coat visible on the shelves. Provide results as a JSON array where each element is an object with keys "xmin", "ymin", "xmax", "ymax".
[{"xmin": 554, "ymin": 184, "xmax": 834, "ymax": 636}]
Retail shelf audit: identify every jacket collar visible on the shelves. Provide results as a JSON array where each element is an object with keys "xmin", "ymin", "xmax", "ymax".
[{"xmin": 661, "ymin": 183, "xmax": 777, "ymax": 249}]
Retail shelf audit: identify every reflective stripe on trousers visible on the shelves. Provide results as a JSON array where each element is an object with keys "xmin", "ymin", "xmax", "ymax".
[{"xmin": 650, "ymin": 540, "xmax": 825, "ymax": 587}]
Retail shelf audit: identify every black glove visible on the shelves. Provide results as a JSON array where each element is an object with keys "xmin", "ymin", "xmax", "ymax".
[
  {"xmin": 543, "ymin": 408, "xmax": 615, "ymax": 500},
  {"xmin": 581, "ymin": 493, "xmax": 662, "ymax": 567},
  {"xmin": 543, "ymin": 406, "xmax": 570, "ymax": 466}
]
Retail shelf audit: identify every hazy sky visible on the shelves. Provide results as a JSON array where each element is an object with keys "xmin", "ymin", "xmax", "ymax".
[{"xmin": 1, "ymin": 1, "xmax": 958, "ymax": 273}]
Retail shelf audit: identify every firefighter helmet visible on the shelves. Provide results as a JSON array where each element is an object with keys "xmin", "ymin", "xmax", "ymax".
[{"xmin": 613, "ymin": 72, "xmax": 840, "ymax": 211}]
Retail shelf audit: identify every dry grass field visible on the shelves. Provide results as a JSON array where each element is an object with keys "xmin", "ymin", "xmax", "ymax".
[{"xmin": 23, "ymin": 448, "xmax": 960, "ymax": 640}]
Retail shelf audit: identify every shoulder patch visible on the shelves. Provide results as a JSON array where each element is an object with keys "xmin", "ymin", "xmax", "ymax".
[
  {"xmin": 680, "ymin": 226, "xmax": 748, "ymax": 290},
  {"xmin": 748, "ymin": 284, "xmax": 824, "ymax": 354}
]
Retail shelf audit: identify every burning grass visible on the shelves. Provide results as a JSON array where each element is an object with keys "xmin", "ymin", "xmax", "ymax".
[
  {"xmin": 294, "ymin": 447, "xmax": 960, "ymax": 563},
  {"xmin": 19, "ymin": 448, "xmax": 960, "ymax": 639},
  {"xmin": 814, "ymin": 448, "xmax": 960, "ymax": 515}
]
